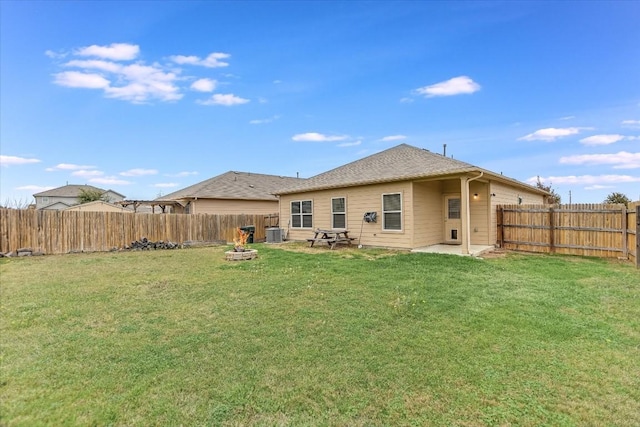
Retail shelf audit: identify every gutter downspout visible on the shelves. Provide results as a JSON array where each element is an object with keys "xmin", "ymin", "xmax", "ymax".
[{"xmin": 463, "ymin": 171, "xmax": 484, "ymax": 254}]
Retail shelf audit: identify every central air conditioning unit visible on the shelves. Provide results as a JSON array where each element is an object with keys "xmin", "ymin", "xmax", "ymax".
[{"xmin": 266, "ymin": 227, "xmax": 284, "ymax": 243}]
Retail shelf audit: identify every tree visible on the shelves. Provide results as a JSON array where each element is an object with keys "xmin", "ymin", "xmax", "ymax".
[
  {"xmin": 77, "ymin": 188, "xmax": 108, "ymax": 204},
  {"xmin": 535, "ymin": 176, "xmax": 561, "ymax": 205},
  {"xmin": 604, "ymin": 192, "xmax": 630, "ymax": 207}
]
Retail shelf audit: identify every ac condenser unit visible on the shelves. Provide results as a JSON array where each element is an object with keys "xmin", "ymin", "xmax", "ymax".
[{"xmin": 266, "ymin": 227, "xmax": 283, "ymax": 243}]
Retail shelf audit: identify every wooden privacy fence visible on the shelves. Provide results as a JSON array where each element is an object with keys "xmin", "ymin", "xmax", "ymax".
[
  {"xmin": 0, "ymin": 209, "xmax": 279, "ymax": 255},
  {"xmin": 497, "ymin": 203, "xmax": 638, "ymax": 267}
]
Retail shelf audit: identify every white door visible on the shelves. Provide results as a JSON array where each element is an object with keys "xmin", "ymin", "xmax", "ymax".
[{"xmin": 444, "ymin": 195, "xmax": 462, "ymax": 244}]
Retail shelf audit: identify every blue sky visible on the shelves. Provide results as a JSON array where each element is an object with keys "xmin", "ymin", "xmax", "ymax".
[{"xmin": 1, "ymin": 1, "xmax": 639, "ymax": 205}]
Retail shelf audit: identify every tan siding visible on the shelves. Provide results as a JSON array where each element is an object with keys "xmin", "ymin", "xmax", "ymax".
[
  {"xmin": 469, "ymin": 181, "xmax": 489, "ymax": 245},
  {"xmin": 279, "ymin": 177, "xmax": 543, "ymax": 250},
  {"xmin": 281, "ymin": 182, "xmax": 415, "ymax": 249},
  {"xmin": 489, "ymin": 181, "xmax": 544, "ymax": 244},
  {"xmin": 412, "ymin": 181, "xmax": 443, "ymax": 246},
  {"xmin": 442, "ymin": 180, "xmax": 461, "ymax": 193},
  {"xmin": 193, "ymin": 199, "xmax": 279, "ymax": 215}
]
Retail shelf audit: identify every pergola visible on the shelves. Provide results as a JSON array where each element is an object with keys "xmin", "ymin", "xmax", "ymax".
[{"xmin": 116, "ymin": 200, "xmax": 185, "ymax": 214}]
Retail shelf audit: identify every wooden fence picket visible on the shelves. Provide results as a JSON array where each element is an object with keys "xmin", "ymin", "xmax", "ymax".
[
  {"xmin": 498, "ymin": 203, "xmax": 638, "ymax": 267},
  {"xmin": 0, "ymin": 209, "xmax": 278, "ymax": 255}
]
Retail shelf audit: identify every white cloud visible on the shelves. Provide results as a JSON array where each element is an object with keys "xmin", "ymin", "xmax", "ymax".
[
  {"xmin": 292, "ymin": 132, "xmax": 349, "ymax": 142},
  {"xmin": 104, "ymin": 64, "xmax": 182, "ymax": 103},
  {"xmin": 559, "ymin": 116, "xmax": 576, "ymax": 120},
  {"xmin": 518, "ymin": 127, "xmax": 589, "ymax": 142},
  {"xmin": 71, "ymin": 170, "xmax": 104, "ymax": 177},
  {"xmin": 337, "ymin": 141, "xmax": 362, "ymax": 148},
  {"xmin": 46, "ymin": 163, "xmax": 96, "ymax": 171},
  {"xmin": 55, "ymin": 58, "xmax": 183, "ymax": 103},
  {"xmin": 169, "ymin": 52, "xmax": 230, "ymax": 68},
  {"xmin": 152, "ymin": 183, "xmax": 179, "ymax": 188},
  {"xmin": 621, "ymin": 120, "xmax": 640, "ymax": 128},
  {"xmin": 415, "ymin": 76, "xmax": 480, "ymax": 98},
  {"xmin": 105, "ymin": 82, "xmax": 182, "ymax": 103},
  {"xmin": 579, "ymin": 134, "xmax": 625, "ymax": 146},
  {"xmin": 51, "ymin": 44, "xmax": 203, "ymax": 103},
  {"xmin": 64, "ymin": 59, "xmax": 123, "ymax": 73},
  {"xmin": 399, "ymin": 97, "xmax": 414, "ymax": 103},
  {"xmin": 45, "ymin": 50, "xmax": 66, "ymax": 59},
  {"xmin": 165, "ymin": 171, "xmax": 198, "ymax": 177},
  {"xmin": 0, "ymin": 155, "xmax": 41, "ymax": 166},
  {"xmin": 249, "ymin": 115, "xmax": 280, "ymax": 125},
  {"xmin": 191, "ymin": 78, "xmax": 217, "ymax": 92},
  {"xmin": 75, "ymin": 43, "xmax": 140, "ymax": 61},
  {"xmin": 527, "ymin": 174, "xmax": 640, "ymax": 185},
  {"xmin": 89, "ymin": 176, "xmax": 131, "ymax": 185},
  {"xmin": 559, "ymin": 151, "xmax": 640, "ymax": 169},
  {"xmin": 380, "ymin": 135, "xmax": 407, "ymax": 142},
  {"xmin": 53, "ymin": 71, "xmax": 110, "ymax": 89},
  {"xmin": 120, "ymin": 168, "xmax": 158, "ymax": 177},
  {"xmin": 50, "ymin": 44, "xmax": 247, "ymax": 104},
  {"xmin": 584, "ymin": 185, "xmax": 615, "ymax": 190},
  {"xmin": 17, "ymin": 185, "xmax": 54, "ymax": 192},
  {"xmin": 197, "ymin": 93, "xmax": 249, "ymax": 106}
]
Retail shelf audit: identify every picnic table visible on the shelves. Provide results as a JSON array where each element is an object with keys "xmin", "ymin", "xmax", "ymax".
[{"xmin": 307, "ymin": 228, "xmax": 356, "ymax": 249}]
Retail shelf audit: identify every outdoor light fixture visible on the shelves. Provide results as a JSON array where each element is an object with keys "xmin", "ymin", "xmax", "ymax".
[{"xmin": 473, "ymin": 193, "xmax": 479, "ymax": 199}]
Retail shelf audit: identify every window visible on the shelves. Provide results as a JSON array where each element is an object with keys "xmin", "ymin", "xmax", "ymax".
[
  {"xmin": 291, "ymin": 200, "xmax": 313, "ymax": 228},
  {"xmin": 41, "ymin": 197, "xmax": 49, "ymax": 204},
  {"xmin": 448, "ymin": 198, "xmax": 461, "ymax": 219},
  {"xmin": 331, "ymin": 197, "xmax": 346, "ymax": 229},
  {"xmin": 382, "ymin": 193, "xmax": 402, "ymax": 231}
]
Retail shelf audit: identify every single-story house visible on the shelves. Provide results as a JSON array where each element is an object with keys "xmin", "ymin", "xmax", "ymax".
[
  {"xmin": 33, "ymin": 185, "xmax": 125, "ymax": 211},
  {"xmin": 63, "ymin": 200, "xmax": 132, "ymax": 213},
  {"xmin": 155, "ymin": 171, "xmax": 303, "ymax": 215},
  {"xmin": 275, "ymin": 144, "xmax": 548, "ymax": 253}
]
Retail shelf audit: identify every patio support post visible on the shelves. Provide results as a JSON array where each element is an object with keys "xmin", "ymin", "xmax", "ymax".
[
  {"xmin": 462, "ymin": 172, "xmax": 484, "ymax": 255},
  {"xmin": 460, "ymin": 177, "xmax": 470, "ymax": 254}
]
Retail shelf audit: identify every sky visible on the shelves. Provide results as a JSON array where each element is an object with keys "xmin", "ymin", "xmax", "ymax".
[{"xmin": 1, "ymin": 1, "xmax": 639, "ymax": 206}]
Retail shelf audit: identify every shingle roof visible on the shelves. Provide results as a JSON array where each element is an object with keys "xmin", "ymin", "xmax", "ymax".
[
  {"xmin": 155, "ymin": 171, "xmax": 303, "ymax": 202},
  {"xmin": 275, "ymin": 143, "xmax": 546, "ymax": 195},
  {"xmin": 33, "ymin": 184, "xmax": 113, "ymax": 197}
]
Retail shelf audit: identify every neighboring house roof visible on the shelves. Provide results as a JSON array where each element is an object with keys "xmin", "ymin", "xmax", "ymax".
[
  {"xmin": 155, "ymin": 171, "xmax": 303, "ymax": 202},
  {"xmin": 63, "ymin": 200, "xmax": 130, "ymax": 212},
  {"xmin": 33, "ymin": 184, "xmax": 125, "ymax": 199},
  {"xmin": 275, "ymin": 143, "xmax": 548, "ymax": 195},
  {"xmin": 40, "ymin": 201, "xmax": 72, "ymax": 210}
]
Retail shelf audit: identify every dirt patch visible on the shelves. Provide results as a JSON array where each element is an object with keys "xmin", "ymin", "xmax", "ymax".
[{"xmin": 478, "ymin": 248, "xmax": 509, "ymax": 259}]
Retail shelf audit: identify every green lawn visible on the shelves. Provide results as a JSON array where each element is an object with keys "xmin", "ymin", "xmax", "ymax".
[{"xmin": 1, "ymin": 244, "xmax": 639, "ymax": 426}]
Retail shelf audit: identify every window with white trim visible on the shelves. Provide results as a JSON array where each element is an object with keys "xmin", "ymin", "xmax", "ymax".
[
  {"xmin": 291, "ymin": 200, "xmax": 313, "ymax": 228},
  {"xmin": 382, "ymin": 193, "xmax": 402, "ymax": 231},
  {"xmin": 331, "ymin": 197, "xmax": 346, "ymax": 229}
]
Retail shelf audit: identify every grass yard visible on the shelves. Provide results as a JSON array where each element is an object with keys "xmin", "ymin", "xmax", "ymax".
[{"xmin": 1, "ymin": 243, "xmax": 639, "ymax": 426}]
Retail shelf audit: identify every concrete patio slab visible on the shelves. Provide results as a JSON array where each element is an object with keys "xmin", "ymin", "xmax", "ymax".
[{"xmin": 411, "ymin": 244, "xmax": 494, "ymax": 257}]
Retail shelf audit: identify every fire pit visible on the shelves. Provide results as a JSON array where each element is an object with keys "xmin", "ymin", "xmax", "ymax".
[
  {"xmin": 225, "ymin": 249, "xmax": 258, "ymax": 261},
  {"xmin": 225, "ymin": 227, "xmax": 258, "ymax": 261}
]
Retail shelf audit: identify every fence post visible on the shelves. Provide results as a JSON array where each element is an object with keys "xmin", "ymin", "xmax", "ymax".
[
  {"xmin": 497, "ymin": 206, "xmax": 504, "ymax": 248},
  {"xmin": 549, "ymin": 206, "xmax": 555, "ymax": 253},
  {"xmin": 621, "ymin": 205, "xmax": 627, "ymax": 259}
]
